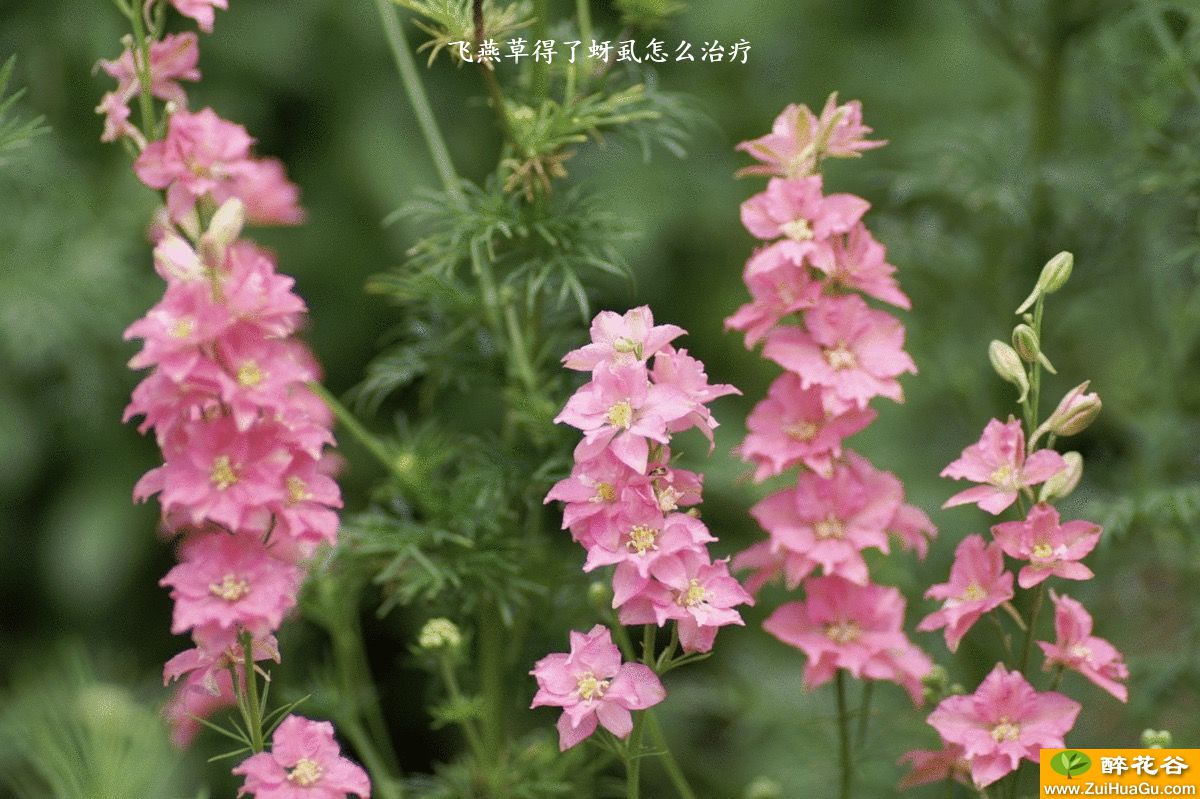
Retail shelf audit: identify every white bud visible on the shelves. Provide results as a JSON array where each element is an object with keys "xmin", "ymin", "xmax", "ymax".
[
  {"xmin": 988, "ymin": 340, "xmax": 1029, "ymax": 402},
  {"xmin": 1039, "ymin": 451, "xmax": 1083, "ymax": 502}
]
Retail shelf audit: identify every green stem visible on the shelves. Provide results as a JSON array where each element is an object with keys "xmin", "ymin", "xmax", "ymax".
[
  {"xmin": 372, "ymin": 0, "xmax": 460, "ymax": 197},
  {"xmin": 856, "ymin": 681, "xmax": 873, "ymax": 748},
  {"xmin": 1028, "ymin": 296, "xmax": 1045, "ymax": 438},
  {"xmin": 645, "ymin": 711, "xmax": 697, "ymax": 799},
  {"xmin": 531, "ymin": 0, "xmax": 550, "ymax": 100},
  {"xmin": 1018, "ymin": 583, "xmax": 1045, "ymax": 675},
  {"xmin": 626, "ymin": 712, "xmax": 646, "ymax": 799},
  {"xmin": 339, "ymin": 718, "xmax": 406, "ymax": 799},
  {"xmin": 478, "ymin": 601, "xmax": 506, "ymax": 764},
  {"xmin": 1140, "ymin": 0, "xmax": 1200, "ymax": 106},
  {"xmin": 127, "ymin": 0, "xmax": 157, "ymax": 136},
  {"xmin": 836, "ymin": 671, "xmax": 853, "ymax": 799},
  {"xmin": 439, "ymin": 656, "xmax": 488, "ymax": 758},
  {"xmin": 308, "ymin": 382, "xmax": 395, "ymax": 474},
  {"xmin": 504, "ymin": 302, "xmax": 540, "ymax": 394},
  {"xmin": 576, "ymin": 0, "xmax": 593, "ymax": 58},
  {"xmin": 240, "ymin": 633, "xmax": 266, "ymax": 752}
]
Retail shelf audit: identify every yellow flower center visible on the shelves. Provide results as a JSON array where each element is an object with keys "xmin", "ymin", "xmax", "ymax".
[
  {"xmin": 606, "ymin": 400, "xmax": 634, "ymax": 429},
  {"xmin": 611, "ymin": 337, "xmax": 643, "ymax": 360},
  {"xmin": 960, "ymin": 581, "xmax": 987, "ymax": 602},
  {"xmin": 210, "ymin": 455, "xmax": 239, "ymax": 490},
  {"xmin": 990, "ymin": 463, "xmax": 1018, "ymax": 490},
  {"xmin": 236, "ymin": 360, "xmax": 263, "ymax": 388},
  {"xmin": 677, "ymin": 579, "xmax": 708, "ymax": 607},
  {"xmin": 785, "ymin": 420, "xmax": 819, "ymax": 442},
  {"xmin": 1069, "ymin": 644, "xmax": 1091, "ymax": 660},
  {"xmin": 286, "ymin": 475, "xmax": 311, "ymax": 505},
  {"xmin": 991, "ymin": 718, "xmax": 1021, "ymax": 743},
  {"xmin": 814, "ymin": 516, "xmax": 845, "ymax": 540},
  {"xmin": 208, "ymin": 573, "xmax": 250, "ymax": 602},
  {"xmin": 781, "ymin": 218, "xmax": 814, "ymax": 242},
  {"xmin": 594, "ymin": 482, "xmax": 617, "ymax": 503},
  {"xmin": 287, "ymin": 758, "xmax": 323, "ymax": 787},
  {"xmin": 576, "ymin": 671, "xmax": 610, "ymax": 701},
  {"xmin": 170, "ymin": 318, "xmax": 194, "ymax": 339},
  {"xmin": 1031, "ymin": 543, "xmax": 1054, "ymax": 562},
  {"xmin": 655, "ymin": 485, "xmax": 683, "ymax": 513},
  {"xmin": 825, "ymin": 620, "xmax": 862, "ymax": 644},
  {"xmin": 626, "ymin": 525, "xmax": 659, "ymax": 556},
  {"xmin": 824, "ymin": 344, "xmax": 857, "ymax": 371}
]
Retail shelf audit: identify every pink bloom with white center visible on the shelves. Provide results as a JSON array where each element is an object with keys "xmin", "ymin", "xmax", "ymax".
[
  {"xmin": 563, "ymin": 306, "xmax": 685, "ymax": 372},
  {"xmin": 886, "ymin": 501, "xmax": 938, "ymax": 559},
  {"xmin": 585, "ymin": 509, "xmax": 714, "ymax": 581},
  {"xmin": 214, "ymin": 326, "xmax": 321, "ymax": 430},
  {"xmin": 170, "ymin": 0, "xmax": 229, "ymax": 33},
  {"xmin": 763, "ymin": 575, "xmax": 915, "ymax": 690},
  {"xmin": 96, "ymin": 33, "xmax": 201, "ymax": 142},
  {"xmin": 739, "ymin": 373, "xmax": 876, "ymax": 480},
  {"xmin": 724, "ymin": 242, "xmax": 822, "ymax": 347},
  {"xmin": 814, "ymin": 224, "xmax": 910, "ymax": 309},
  {"xmin": 1038, "ymin": 591, "xmax": 1128, "ymax": 702},
  {"xmin": 220, "ymin": 241, "xmax": 309, "ymax": 336},
  {"xmin": 271, "ymin": 453, "xmax": 343, "ymax": 548},
  {"xmin": 165, "ymin": 667, "xmax": 236, "ymax": 748},
  {"xmin": 163, "ymin": 624, "xmax": 280, "ymax": 694},
  {"xmin": 736, "ymin": 95, "xmax": 884, "ymax": 179},
  {"xmin": 232, "ymin": 715, "xmax": 371, "ymax": 798},
  {"xmin": 927, "ymin": 664, "xmax": 1080, "ymax": 788},
  {"xmin": 530, "ymin": 625, "xmax": 666, "ymax": 751},
  {"xmin": 545, "ymin": 449, "xmax": 652, "ymax": 534},
  {"xmin": 991, "ymin": 503, "xmax": 1102, "ymax": 589},
  {"xmin": 941, "ymin": 418, "xmax": 1067, "ymax": 515},
  {"xmin": 763, "ymin": 294, "xmax": 916, "ymax": 411},
  {"xmin": 160, "ymin": 531, "xmax": 303, "ymax": 635},
  {"xmin": 135, "ymin": 108, "xmax": 303, "ymax": 225},
  {"xmin": 731, "ymin": 538, "xmax": 817, "ymax": 594},
  {"xmin": 556, "ymin": 363, "xmax": 692, "ymax": 473},
  {"xmin": 917, "ymin": 534, "xmax": 1014, "ymax": 652},
  {"xmin": 617, "ymin": 550, "xmax": 752, "ymax": 652},
  {"xmin": 750, "ymin": 454, "xmax": 902, "ymax": 585},
  {"xmin": 741, "ymin": 176, "xmax": 870, "ymax": 244},
  {"xmin": 897, "ymin": 741, "xmax": 972, "ymax": 790},
  {"xmin": 650, "ymin": 346, "xmax": 740, "ymax": 444},
  {"xmin": 873, "ymin": 639, "xmax": 935, "ymax": 706}
]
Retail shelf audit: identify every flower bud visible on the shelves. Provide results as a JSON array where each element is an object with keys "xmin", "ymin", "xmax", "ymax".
[
  {"xmin": 198, "ymin": 198, "xmax": 245, "ymax": 265},
  {"xmin": 418, "ymin": 618, "xmax": 463, "ymax": 651},
  {"xmin": 587, "ymin": 580, "xmax": 613, "ymax": 613},
  {"xmin": 921, "ymin": 664, "xmax": 950, "ymax": 703},
  {"xmin": 1141, "ymin": 729, "xmax": 1173, "ymax": 749},
  {"xmin": 1016, "ymin": 251, "xmax": 1074, "ymax": 313},
  {"xmin": 988, "ymin": 340, "xmax": 1029, "ymax": 401},
  {"xmin": 1039, "ymin": 382, "xmax": 1101, "ymax": 439},
  {"xmin": 1039, "ymin": 451, "xmax": 1083, "ymax": 502},
  {"xmin": 1011, "ymin": 324, "xmax": 1040, "ymax": 363},
  {"xmin": 744, "ymin": 778, "xmax": 784, "ymax": 799}
]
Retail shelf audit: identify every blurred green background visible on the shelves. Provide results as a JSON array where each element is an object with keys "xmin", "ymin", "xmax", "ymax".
[{"xmin": 2, "ymin": 0, "xmax": 1199, "ymax": 796}]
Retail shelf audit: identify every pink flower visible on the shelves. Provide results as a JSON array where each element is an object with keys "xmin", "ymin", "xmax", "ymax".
[
  {"xmin": 555, "ymin": 363, "xmax": 692, "ymax": 473},
  {"xmin": 135, "ymin": 108, "xmax": 303, "ymax": 225},
  {"xmin": 897, "ymin": 741, "xmax": 972, "ymax": 790},
  {"xmin": 617, "ymin": 550, "xmax": 752, "ymax": 653},
  {"xmin": 530, "ymin": 625, "xmax": 666, "ymax": 750},
  {"xmin": 271, "ymin": 453, "xmax": 343, "ymax": 548},
  {"xmin": 991, "ymin": 503, "xmax": 1101, "ymax": 588},
  {"xmin": 736, "ymin": 95, "xmax": 884, "ymax": 179},
  {"xmin": 749, "ymin": 454, "xmax": 901, "ymax": 585},
  {"xmin": 917, "ymin": 535, "xmax": 1014, "ymax": 653},
  {"xmin": 741, "ymin": 176, "xmax": 870, "ymax": 244},
  {"xmin": 927, "ymin": 664, "xmax": 1080, "ymax": 788},
  {"xmin": 886, "ymin": 501, "xmax": 938, "ymax": 560},
  {"xmin": 649, "ymin": 346, "xmax": 740, "ymax": 445},
  {"xmin": 228, "ymin": 159, "xmax": 307, "ymax": 226},
  {"xmin": 585, "ymin": 509, "xmax": 714, "ymax": 580},
  {"xmin": 739, "ymin": 373, "xmax": 876, "ymax": 480},
  {"xmin": 160, "ymin": 531, "xmax": 303, "ymax": 635},
  {"xmin": 96, "ymin": 33, "xmax": 201, "ymax": 142},
  {"xmin": 762, "ymin": 575, "xmax": 915, "ymax": 691},
  {"xmin": 163, "ymin": 624, "xmax": 280, "ymax": 694},
  {"xmin": 233, "ymin": 715, "xmax": 371, "ymax": 798},
  {"xmin": 814, "ymin": 224, "xmax": 910, "ymax": 309},
  {"xmin": 941, "ymin": 418, "xmax": 1066, "ymax": 515},
  {"xmin": 724, "ymin": 241, "xmax": 822, "ymax": 347},
  {"xmin": 544, "ymin": 450, "xmax": 652, "ymax": 533},
  {"xmin": 170, "ymin": 0, "xmax": 229, "ymax": 33},
  {"xmin": 213, "ymin": 326, "xmax": 321, "ymax": 430},
  {"xmin": 164, "ymin": 667, "xmax": 236, "ymax": 748},
  {"xmin": 563, "ymin": 306, "xmax": 684, "ymax": 372},
  {"xmin": 763, "ymin": 294, "xmax": 916, "ymax": 410},
  {"xmin": 1038, "ymin": 591, "xmax": 1129, "ymax": 702}
]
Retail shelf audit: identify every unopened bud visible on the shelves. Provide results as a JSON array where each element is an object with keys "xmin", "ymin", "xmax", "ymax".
[
  {"xmin": 1039, "ymin": 451, "xmax": 1083, "ymax": 502},
  {"xmin": 199, "ymin": 198, "xmax": 245, "ymax": 264},
  {"xmin": 1012, "ymin": 324, "xmax": 1040, "ymax": 363},
  {"xmin": 1037, "ymin": 382, "xmax": 1101, "ymax": 440},
  {"xmin": 988, "ymin": 340, "xmax": 1029, "ymax": 401},
  {"xmin": 744, "ymin": 777, "xmax": 783, "ymax": 799},
  {"xmin": 1016, "ymin": 251, "xmax": 1074, "ymax": 314},
  {"xmin": 1141, "ymin": 729, "xmax": 1173, "ymax": 749},
  {"xmin": 418, "ymin": 618, "xmax": 463, "ymax": 651},
  {"xmin": 921, "ymin": 665, "xmax": 950, "ymax": 703},
  {"xmin": 587, "ymin": 581, "xmax": 612, "ymax": 613}
]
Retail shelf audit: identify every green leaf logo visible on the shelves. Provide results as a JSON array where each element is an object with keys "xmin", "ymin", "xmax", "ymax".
[{"xmin": 1051, "ymin": 750, "xmax": 1092, "ymax": 779}]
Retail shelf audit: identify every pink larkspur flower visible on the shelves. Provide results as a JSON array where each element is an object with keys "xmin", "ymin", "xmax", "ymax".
[
  {"xmin": 617, "ymin": 550, "xmax": 752, "ymax": 653},
  {"xmin": 814, "ymin": 224, "xmax": 910, "ymax": 309},
  {"xmin": 741, "ymin": 175, "xmax": 870, "ymax": 244},
  {"xmin": 232, "ymin": 715, "xmax": 371, "ymax": 798},
  {"xmin": 991, "ymin": 503, "xmax": 1102, "ymax": 589},
  {"xmin": 270, "ymin": 452, "xmax": 343, "ymax": 548},
  {"xmin": 563, "ymin": 306, "xmax": 685, "ymax": 372},
  {"xmin": 763, "ymin": 294, "xmax": 916, "ymax": 411},
  {"xmin": 886, "ymin": 501, "xmax": 938, "ymax": 560},
  {"xmin": 724, "ymin": 241, "xmax": 822, "ymax": 347},
  {"xmin": 213, "ymin": 325, "xmax": 321, "ymax": 430},
  {"xmin": 736, "ymin": 95, "xmax": 884, "ymax": 179},
  {"xmin": 650, "ymin": 345, "xmax": 740, "ymax": 445},
  {"xmin": 739, "ymin": 373, "xmax": 876, "ymax": 480},
  {"xmin": 927, "ymin": 664, "xmax": 1080, "ymax": 788},
  {"xmin": 160, "ymin": 531, "xmax": 303, "ymax": 635},
  {"xmin": 169, "ymin": 0, "xmax": 229, "ymax": 33},
  {"xmin": 897, "ymin": 741, "xmax": 972, "ymax": 790},
  {"xmin": 165, "ymin": 667, "xmax": 236, "ymax": 748},
  {"xmin": 1038, "ymin": 591, "xmax": 1129, "ymax": 702},
  {"xmin": 749, "ymin": 454, "xmax": 902, "ymax": 585},
  {"xmin": 164, "ymin": 623, "xmax": 280, "ymax": 693},
  {"xmin": 941, "ymin": 418, "xmax": 1066, "ymax": 515},
  {"xmin": 530, "ymin": 625, "xmax": 666, "ymax": 750},
  {"xmin": 763, "ymin": 575, "xmax": 915, "ymax": 691},
  {"xmin": 917, "ymin": 534, "xmax": 1014, "ymax": 653},
  {"xmin": 555, "ymin": 363, "xmax": 692, "ymax": 473},
  {"xmin": 96, "ymin": 33, "xmax": 201, "ymax": 142},
  {"xmin": 545, "ymin": 449, "xmax": 653, "ymax": 537},
  {"xmin": 586, "ymin": 509, "xmax": 715, "ymax": 582}
]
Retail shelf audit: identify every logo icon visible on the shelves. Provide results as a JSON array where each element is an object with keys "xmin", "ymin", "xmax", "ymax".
[{"xmin": 1051, "ymin": 750, "xmax": 1093, "ymax": 779}]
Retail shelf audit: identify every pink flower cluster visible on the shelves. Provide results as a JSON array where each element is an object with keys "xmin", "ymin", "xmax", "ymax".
[
  {"xmin": 101, "ymin": 5, "xmax": 368, "ymax": 798},
  {"xmin": 536, "ymin": 307, "xmax": 752, "ymax": 749},
  {"xmin": 727, "ymin": 98, "xmax": 933, "ymax": 700},
  {"xmin": 905, "ymin": 416, "xmax": 1125, "ymax": 789}
]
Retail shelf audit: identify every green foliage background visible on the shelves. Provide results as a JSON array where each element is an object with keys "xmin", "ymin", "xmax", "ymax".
[{"xmin": 1, "ymin": 0, "xmax": 1198, "ymax": 796}]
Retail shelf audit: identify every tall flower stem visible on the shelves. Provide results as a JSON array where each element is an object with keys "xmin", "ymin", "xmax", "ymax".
[
  {"xmin": 856, "ymin": 681, "xmax": 873, "ymax": 748},
  {"xmin": 1018, "ymin": 583, "xmax": 1046, "ymax": 675},
  {"xmin": 126, "ymin": 0, "xmax": 157, "ymax": 135},
  {"xmin": 239, "ymin": 633, "xmax": 266, "ymax": 752},
  {"xmin": 308, "ymin": 382, "xmax": 396, "ymax": 474},
  {"xmin": 645, "ymin": 711, "xmax": 698, "ymax": 799},
  {"xmin": 626, "ymin": 625, "xmax": 657, "ymax": 799},
  {"xmin": 836, "ymin": 670, "xmax": 854, "ymax": 799},
  {"xmin": 478, "ymin": 600, "xmax": 507, "ymax": 766}
]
